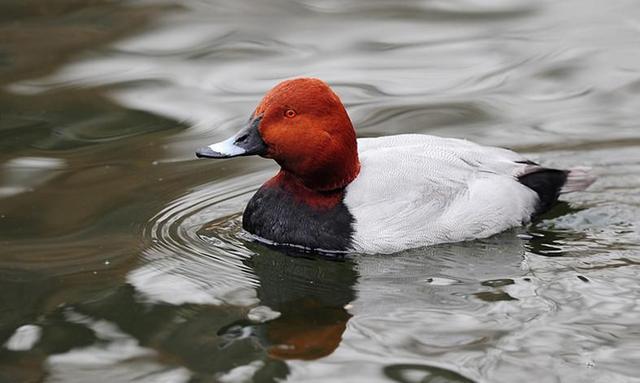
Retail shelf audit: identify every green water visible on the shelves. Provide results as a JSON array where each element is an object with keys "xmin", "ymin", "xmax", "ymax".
[{"xmin": 1, "ymin": 1, "xmax": 640, "ymax": 382}]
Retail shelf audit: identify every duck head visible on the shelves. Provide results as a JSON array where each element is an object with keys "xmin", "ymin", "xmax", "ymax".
[{"xmin": 196, "ymin": 78, "xmax": 360, "ymax": 191}]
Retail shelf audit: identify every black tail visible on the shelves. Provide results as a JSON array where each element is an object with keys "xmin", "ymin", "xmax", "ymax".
[{"xmin": 518, "ymin": 168, "xmax": 569, "ymax": 218}]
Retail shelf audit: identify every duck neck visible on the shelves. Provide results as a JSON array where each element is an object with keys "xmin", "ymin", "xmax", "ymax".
[
  {"xmin": 266, "ymin": 170, "xmax": 353, "ymax": 210},
  {"xmin": 280, "ymin": 141, "xmax": 361, "ymax": 192}
]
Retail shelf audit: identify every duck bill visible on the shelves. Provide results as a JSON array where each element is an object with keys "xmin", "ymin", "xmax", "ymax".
[{"xmin": 195, "ymin": 117, "xmax": 267, "ymax": 159}]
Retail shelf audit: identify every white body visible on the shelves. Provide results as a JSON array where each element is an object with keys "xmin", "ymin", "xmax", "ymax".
[{"xmin": 344, "ymin": 135, "xmax": 541, "ymax": 254}]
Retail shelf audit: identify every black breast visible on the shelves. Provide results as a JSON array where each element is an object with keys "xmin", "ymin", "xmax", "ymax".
[{"xmin": 242, "ymin": 185, "xmax": 355, "ymax": 252}]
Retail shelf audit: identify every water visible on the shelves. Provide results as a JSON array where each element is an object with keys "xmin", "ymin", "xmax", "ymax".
[{"xmin": 1, "ymin": 0, "xmax": 640, "ymax": 382}]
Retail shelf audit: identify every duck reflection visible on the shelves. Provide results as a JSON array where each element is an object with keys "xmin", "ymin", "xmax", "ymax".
[
  {"xmin": 0, "ymin": 222, "xmax": 357, "ymax": 382},
  {"xmin": 241, "ymin": 243, "xmax": 355, "ymax": 360},
  {"xmin": 71, "ymin": 245, "xmax": 356, "ymax": 380},
  {"xmin": 525, "ymin": 202, "xmax": 589, "ymax": 257}
]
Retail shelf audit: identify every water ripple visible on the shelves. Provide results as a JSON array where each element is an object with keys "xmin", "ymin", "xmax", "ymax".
[{"xmin": 131, "ymin": 171, "xmax": 270, "ymax": 306}]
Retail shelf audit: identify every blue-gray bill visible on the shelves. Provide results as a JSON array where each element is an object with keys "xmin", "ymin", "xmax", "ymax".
[{"xmin": 196, "ymin": 117, "xmax": 266, "ymax": 159}]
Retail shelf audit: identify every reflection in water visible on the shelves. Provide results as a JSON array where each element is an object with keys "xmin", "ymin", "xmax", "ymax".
[
  {"xmin": 0, "ymin": 227, "xmax": 357, "ymax": 381},
  {"xmin": 243, "ymin": 245, "xmax": 355, "ymax": 361},
  {"xmin": 2, "ymin": 0, "xmax": 640, "ymax": 381}
]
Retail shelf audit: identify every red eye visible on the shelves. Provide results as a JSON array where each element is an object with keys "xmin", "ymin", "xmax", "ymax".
[{"xmin": 284, "ymin": 109, "xmax": 296, "ymax": 118}]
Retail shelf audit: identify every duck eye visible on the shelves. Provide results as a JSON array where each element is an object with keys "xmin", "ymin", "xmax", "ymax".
[{"xmin": 284, "ymin": 109, "xmax": 297, "ymax": 118}]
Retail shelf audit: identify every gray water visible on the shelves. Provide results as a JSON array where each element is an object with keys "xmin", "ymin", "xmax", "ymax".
[{"xmin": 1, "ymin": 1, "xmax": 640, "ymax": 382}]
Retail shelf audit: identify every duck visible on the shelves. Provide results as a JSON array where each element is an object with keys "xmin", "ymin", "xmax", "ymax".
[{"xmin": 196, "ymin": 78, "xmax": 595, "ymax": 254}]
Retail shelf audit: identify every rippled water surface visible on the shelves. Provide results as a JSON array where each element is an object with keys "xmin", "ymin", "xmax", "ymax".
[{"xmin": 2, "ymin": 1, "xmax": 640, "ymax": 382}]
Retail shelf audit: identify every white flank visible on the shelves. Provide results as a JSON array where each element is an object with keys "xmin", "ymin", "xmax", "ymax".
[{"xmin": 344, "ymin": 135, "xmax": 542, "ymax": 254}]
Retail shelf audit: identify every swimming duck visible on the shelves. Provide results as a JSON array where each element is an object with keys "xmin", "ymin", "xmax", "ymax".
[{"xmin": 196, "ymin": 78, "xmax": 595, "ymax": 254}]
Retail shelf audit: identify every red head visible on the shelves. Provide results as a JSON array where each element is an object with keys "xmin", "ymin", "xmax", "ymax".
[{"xmin": 196, "ymin": 78, "xmax": 360, "ymax": 192}]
